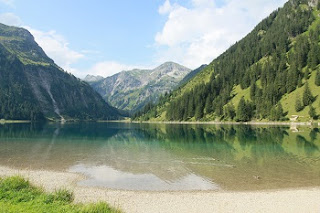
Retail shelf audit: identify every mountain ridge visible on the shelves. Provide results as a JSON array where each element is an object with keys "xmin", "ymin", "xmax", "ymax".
[
  {"xmin": 0, "ymin": 23, "xmax": 120, "ymax": 121},
  {"xmin": 87, "ymin": 62, "xmax": 191, "ymax": 112},
  {"xmin": 83, "ymin": 74, "xmax": 104, "ymax": 82}
]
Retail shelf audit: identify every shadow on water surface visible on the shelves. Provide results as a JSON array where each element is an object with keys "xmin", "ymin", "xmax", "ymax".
[{"xmin": 0, "ymin": 122, "xmax": 319, "ymax": 191}]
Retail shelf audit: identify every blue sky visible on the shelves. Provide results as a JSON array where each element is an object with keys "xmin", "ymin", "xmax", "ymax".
[{"xmin": 0, "ymin": 0, "xmax": 287, "ymax": 77}]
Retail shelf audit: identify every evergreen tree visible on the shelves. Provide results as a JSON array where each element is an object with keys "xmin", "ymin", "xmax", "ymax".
[
  {"xmin": 295, "ymin": 35, "xmax": 310, "ymax": 70},
  {"xmin": 269, "ymin": 104, "xmax": 284, "ymax": 121},
  {"xmin": 236, "ymin": 97, "xmax": 250, "ymax": 122},
  {"xmin": 195, "ymin": 104, "xmax": 204, "ymax": 120},
  {"xmin": 286, "ymin": 64, "xmax": 299, "ymax": 93},
  {"xmin": 315, "ymin": 70, "xmax": 320, "ymax": 86},
  {"xmin": 302, "ymin": 82, "xmax": 314, "ymax": 106},
  {"xmin": 309, "ymin": 105, "xmax": 317, "ymax": 120},
  {"xmin": 204, "ymin": 95, "xmax": 213, "ymax": 114},
  {"xmin": 270, "ymin": 106, "xmax": 278, "ymax": 121},
  {"xmin": 276, "ymin": 103, "xmax": 284, "ymax": 120},
  {"xmin": 295, "ymin": 94, "xmax": 304, "ymax": 112},
  {"xmin": 223, "ymin": 103, "xmax": 236, "ymax": 120},
  {"xmin": 307, "ymin": 43, "xmax": 320, "ymax": 70},
  {"xmin": 250, "ymin": 82, "xmax": 257, "ymax": 101}
]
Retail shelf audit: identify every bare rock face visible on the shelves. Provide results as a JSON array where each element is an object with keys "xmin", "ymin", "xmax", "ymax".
[
  {"xmin": 83, "ymin": 75, "xmax": 104, "ymax": 83},
  {"xmin": 89, "ymin": 62, "xmax": 191, "ymax": 112},
  {"xmin": 308, "ymin": 0, "xmax": 319, "ymax": 7}
]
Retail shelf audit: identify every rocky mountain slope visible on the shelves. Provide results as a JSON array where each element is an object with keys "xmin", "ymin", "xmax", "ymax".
[
  {"xmin": 135, "ymin": 0, "xmax": 320, "ymax": 122},
  {"xmin": 83, "ymin": 74, "xmax": 104, "ymax": 82},
  {"xmin": 0, "ymin": 23, "xmax": 120, "ymax": 121},
  {"xmin": 88, "ymin": 62, "xmax": 191, "ymax": 112}
]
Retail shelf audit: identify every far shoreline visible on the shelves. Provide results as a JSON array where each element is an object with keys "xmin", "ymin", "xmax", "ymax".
[
  {"xmin": 0, "ymin": 119, "xmax": 31, "ymax": 124},
  {"xmin": 100, "ymin": 119, "xmax": 320, "ymax": 127},
  {"xmin": 2, "ymin": 119, "xmax": 319, "ymax": 128}
]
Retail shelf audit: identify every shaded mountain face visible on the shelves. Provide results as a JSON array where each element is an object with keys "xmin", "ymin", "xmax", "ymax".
[
  {"xmin": 89, "ymin": 62, "xmax": 191, "ymax": 112},
  {"xmin": 0, "ymin": 23, "xmax": 120, "ymax": 121},
  {"xmin": 136, "ymin": 0, "xmax": 320, "ymax": 122}
]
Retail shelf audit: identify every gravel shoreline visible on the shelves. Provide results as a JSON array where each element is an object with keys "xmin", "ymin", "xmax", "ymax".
[{"xmin": 1, "ymin": 165, "xmax": 319, "ymax": 213}]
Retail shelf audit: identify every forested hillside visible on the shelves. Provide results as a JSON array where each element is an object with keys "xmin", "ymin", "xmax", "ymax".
[
  {"xmin": 134, "ymin": 0, "xmax": 320, "ymax": 122},
  {"xmin": 0, "ymin": 23, "xmax": 120, "ymax": 121}
]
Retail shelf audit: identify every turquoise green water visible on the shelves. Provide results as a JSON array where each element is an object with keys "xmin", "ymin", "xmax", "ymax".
[{"xmin": 0, "ymin": 122, "xmax": 319, "ymax": 191}]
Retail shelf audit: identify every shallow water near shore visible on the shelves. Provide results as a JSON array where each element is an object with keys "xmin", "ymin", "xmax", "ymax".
[{"xmin": 0, "ymin": 122, "xmax": 319, "ymax": 191}]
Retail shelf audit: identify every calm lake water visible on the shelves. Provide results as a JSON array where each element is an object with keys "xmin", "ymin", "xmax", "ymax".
[{"xmin": 0, "ymin": 122, "xmax": 319, "ymax": 191}]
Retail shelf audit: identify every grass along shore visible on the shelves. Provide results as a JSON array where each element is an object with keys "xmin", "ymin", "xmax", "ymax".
[
  {"xmin": 0, "ymin": 165, "xmax": 319, "ymax": 213},
  {"xmin": 0, "ymin": 176, "xmax": 120, "ymax": 213}
]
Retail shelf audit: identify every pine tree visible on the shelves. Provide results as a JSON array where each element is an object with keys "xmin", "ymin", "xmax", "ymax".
[
  {"xmin": 236, "ymin": 97, "xmax": 250, "ymax": 122},
  {"xmin": 204, "ymin": 95, "xmax": 213, "ymax": 114},
  {"xmin": 307, "ymin": 44, "xmax": 320, "ymax": 70},
  {"xmin": 223, "ymin": 103, "xmax": 236, "ymax": 120},
  {"xmin": 286, "ymin": 65, "xmax": 299, "ymax": 93},
  {"xmin": 315, "ymin": 70, "xmax": 320, "ymax": 86},
  {"xmin": 270, "ymin": 103, "xmax": 284, "ymax": 121},
  {"xmin": 302, "ymin": 82, "xmax": 314, "ymax": 106},
  {"xmin": 276, "ymin": 103, "xmax": 284, "ymax": 120},
  {"xmin": 269, "ymin": 106, "xmax": 278, "ymax": 121},
  {"xmin": 309, "ymin": 105, "xmax": 317, "ymax": 120},
  {"xmin": 295, "ymin": 94, "xmax": 304, "ymax": 112},
  {"xmin": 250, "ymin": 82, "xmax": 256, "ymax": 101},
  {"xmin": 195, "ymin": 104, "xmax": 204, "ymax": 120}
]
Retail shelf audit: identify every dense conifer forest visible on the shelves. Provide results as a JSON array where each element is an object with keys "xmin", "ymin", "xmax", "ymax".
[{"xmin": 134, "ymin": 0, "xmax": 320, "ymax": 122}]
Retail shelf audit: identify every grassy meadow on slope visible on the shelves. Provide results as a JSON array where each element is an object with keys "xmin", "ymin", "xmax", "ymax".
[{"xmin": 134, "ymin": 0, "xmax": 320, "ymax": 122}]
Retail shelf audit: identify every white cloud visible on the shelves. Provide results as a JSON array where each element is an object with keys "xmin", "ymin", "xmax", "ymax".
[
  {"xmin": 25, "ymin": 27, "xmax": 84, "ymax": 75},
  {"xmin": 159, "ymin": 0, "xmax": 173, "ymax": 14},
  {"xmin": 0, "ymin": 13, "xmax": 84, "ymax": 75},
  {"xmin": 192, "ymin": 0, "xmax": 214, "ymax": 8},
  {"xmin": 155, "ymin": 0, "xmax": 287, "ymax": 69},
  {"xmin": 0, "ymin": 0, "xmax": 14, "ymax": 7},
  {"xmin": 86, "ymin": 61, "xmax": 151, "ymax": 78},
  {"xmin": 0, "ymin": 13, "xmax": 144, "ymax": 78},
  {"xmin": 0, "ymin": 13, "xmax": 22, "ymax": 26}
]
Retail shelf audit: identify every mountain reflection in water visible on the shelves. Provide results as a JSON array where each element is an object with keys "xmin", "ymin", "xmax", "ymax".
[{"xmin": 0, "ymin": 122, "xmax": 319, "ymax": 191}]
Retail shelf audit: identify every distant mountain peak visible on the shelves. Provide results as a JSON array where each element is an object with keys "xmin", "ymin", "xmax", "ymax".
[
  {"xmin": 156, "ymin": 61, "xmax": 188, "ymax": 69},
  {"xmin": 83, "ymin": 74, "xmax": 104, "ymax": 82},
  {"xmin": 0, "ymin": 23, "xmax": 120, "ymax": 121},
  {"xmin": 0, "ymin": 23, "xmax": 54, "ymax": 65},
  {"xmin": 88, "ymin": 62, "xmax": 192, "ymax": 112}
]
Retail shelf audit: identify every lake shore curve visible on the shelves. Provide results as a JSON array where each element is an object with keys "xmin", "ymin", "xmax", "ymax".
[{"xmin": 1, "ymin": 165, "xmax": 319, "ymax": 213}]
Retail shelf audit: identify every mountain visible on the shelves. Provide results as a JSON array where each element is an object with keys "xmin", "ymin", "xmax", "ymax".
[
  {"xmin": 89, "ymin": 62, "xmax": 191, "ymax": 112},
  {"xmin": 178, "ymin": 64, "xmax": 207, "ymax": 86},
  {"xmin": 83, "ymin": 74, "xmax": 104, "ymax": 83},
  {"xmin": 0, "ymin": 23, "xmax": 120, "ymax": 121},
  {"xmin": 135, "ymin": 0, "xmax": 320, "ymax": 122}
]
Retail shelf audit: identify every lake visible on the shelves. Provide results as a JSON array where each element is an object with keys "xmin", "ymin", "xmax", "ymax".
[{"xmin": 0, "ymin": 122, "xmax": 319, "ymax": 191}]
